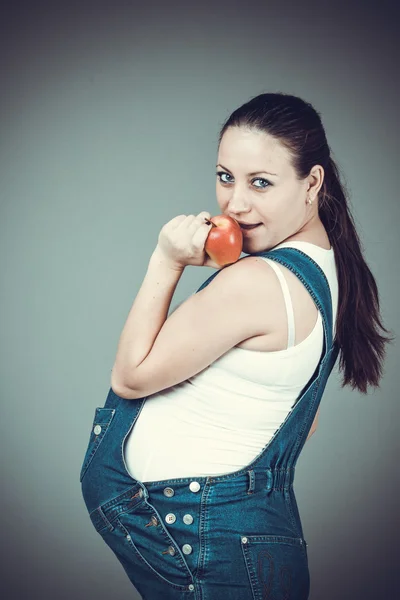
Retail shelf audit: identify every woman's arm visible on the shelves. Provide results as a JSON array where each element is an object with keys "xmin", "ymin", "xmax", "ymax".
[
  {"xmin": 111, "ymin": 246, "xmax": 185, "ymax": 393},
  {"xmin": 110, "ymin": 255, "xmax": 281, "ymax": 399},
  {"xmin": 110, "ymin": 212, "xmax": 290, "ymax": 401}
]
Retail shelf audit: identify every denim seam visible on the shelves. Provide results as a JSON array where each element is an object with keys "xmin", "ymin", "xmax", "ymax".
[
  {"xmin": 97, "ymin": 506, "xmax": 115, "ymax": 532},
  {"xmin": 196, "ymin": 480, "xmax": 213, "ymax": 581},
  {"xmin": 291, "ymin": 371, "xmax": 322, "ymax": 460},
  {"xmin": 93, "ymin": 483, "xmax": 140, "ymax": 515},
  {"xmin": 284, "ymin": 489, "xmax": 302, "ymax": 538},
  {"xmin": 240, "ymin": 539, "xmax": 259, "ymax": 600},
  {"xmin": 115, "ymin": 517, "xmax": 193, "ymax": 590},
  {"xmin": 80, "ymin": 408, "xmax": 116, "ymax": 482},
  {"xmin": 247, "ymin": 469, "xmax": 256, "ymax": 494}
]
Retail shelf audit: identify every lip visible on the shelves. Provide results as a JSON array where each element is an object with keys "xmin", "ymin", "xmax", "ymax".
[{"xmin": 239, "ymin": 222, "xmax": 262, "ymax": 230}]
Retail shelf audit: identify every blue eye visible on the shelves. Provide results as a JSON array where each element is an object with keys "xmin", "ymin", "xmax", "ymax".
[
  {"xmin": 252, "ymin": 178, "xmax": 270, "ymax": 189},
  {"xmin": 216, "ymin": 171, "xmax": 233, "ymax": 184},
  {"xmin": 216, "ymin": 171, "xmax": 271, "ymax": 189}
]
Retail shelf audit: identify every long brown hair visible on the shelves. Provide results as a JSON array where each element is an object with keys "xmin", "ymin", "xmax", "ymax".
[{"xmin": 218, "ymin": 92, "xmax": 394, "ymax": 394}]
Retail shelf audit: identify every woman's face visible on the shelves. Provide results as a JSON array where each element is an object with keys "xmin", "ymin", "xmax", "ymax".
[{"xmin": 216, "ymin": 126, "xmax": 311, "ymax": 252}]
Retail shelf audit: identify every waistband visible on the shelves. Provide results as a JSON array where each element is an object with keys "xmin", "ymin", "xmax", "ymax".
[{"xmin": 90, "ymin": 466, "xmax": 296, "ymax": 533}]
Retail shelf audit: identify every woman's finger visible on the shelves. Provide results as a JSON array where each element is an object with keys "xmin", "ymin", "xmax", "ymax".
[
  {"xmin": 191, "ymin": 219, "xmax": 213, "ymax": 249},
  {"xmin": 174, "ymin": 214, "xmax": 197, "ymax": 233},
  {"xmin": 167, "ymin": 214, "xmax": 189, "ymax": 231}
]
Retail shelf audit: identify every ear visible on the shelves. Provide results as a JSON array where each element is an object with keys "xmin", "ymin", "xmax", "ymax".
[{"xmin": 307, "ymin": 164, "xmax": 325, "ymax": 199}]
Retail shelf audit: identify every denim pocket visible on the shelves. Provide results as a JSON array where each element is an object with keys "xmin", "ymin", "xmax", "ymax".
[
  {"xmin": 95, "ymin": 516, "xmax": 192, "ymax": 597},
  {"xmin": 241, "ymin": 534, "xmax": 310, "ymax": 600},
  {"xmin": 79, "ymin": 407, "xmax": 116, "ymax": 482},
  {"xmin": 111, "ymin": 508, "xmax": 192, "ymax": 590}
]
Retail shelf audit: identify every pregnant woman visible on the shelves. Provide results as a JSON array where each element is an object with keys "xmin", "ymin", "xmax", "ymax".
[{"xmin": 80, "ymin": 92, "xmax": 392, "ymax": 600}]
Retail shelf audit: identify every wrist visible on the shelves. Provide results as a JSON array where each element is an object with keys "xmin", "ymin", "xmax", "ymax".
[{"xmin": 150, "ymin": 246, "xmax": 185, "ymax": 273}]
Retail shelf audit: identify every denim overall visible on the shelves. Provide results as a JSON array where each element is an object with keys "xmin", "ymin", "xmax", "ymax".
[{"xmin": 80, "ymin": 248, "xmax": 339, "ymax": 600}]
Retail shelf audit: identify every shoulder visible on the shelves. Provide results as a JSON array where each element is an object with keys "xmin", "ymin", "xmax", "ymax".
[
  {"xmin": 199, "ymin": 255, "xmax": 281, "ymax": 300},
  {"xmin": 196, "ymin": 255, "xmax": 286, "ymax": 333}
]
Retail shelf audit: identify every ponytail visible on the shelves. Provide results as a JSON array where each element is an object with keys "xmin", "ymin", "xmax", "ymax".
[{"xmin": 319, "ymin": 158, "xmax": 394, "ymax": 393}]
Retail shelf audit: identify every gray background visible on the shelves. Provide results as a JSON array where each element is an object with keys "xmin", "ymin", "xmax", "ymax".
[{"xmin": 1, "ymin": 0, "xmax": 398, "ymax": 598}]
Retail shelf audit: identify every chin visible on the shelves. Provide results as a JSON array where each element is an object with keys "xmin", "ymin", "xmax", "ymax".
[{"xmin": 242, "ymin": 234, "xmax": 270, "ymax": 253}]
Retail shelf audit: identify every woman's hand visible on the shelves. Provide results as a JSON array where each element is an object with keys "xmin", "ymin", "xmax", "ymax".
[{"xmin": 156, "ymin": 212, "xmax": 222, "ymax": 270}]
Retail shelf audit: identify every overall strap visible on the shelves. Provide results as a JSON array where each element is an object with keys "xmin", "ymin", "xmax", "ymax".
[{"xmin": 195, "ymin": 247, "xmax": 334, "ymax": 354}]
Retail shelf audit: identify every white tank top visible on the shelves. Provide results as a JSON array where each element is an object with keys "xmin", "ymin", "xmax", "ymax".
[{"xmin": 123, "ymin": 241, "xmax": 338, "ymax": 482}]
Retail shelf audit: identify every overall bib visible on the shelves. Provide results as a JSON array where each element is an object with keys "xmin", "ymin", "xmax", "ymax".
[{"xmin": 80, "ymin": 247, "xmax": 339, "ymax": 600}]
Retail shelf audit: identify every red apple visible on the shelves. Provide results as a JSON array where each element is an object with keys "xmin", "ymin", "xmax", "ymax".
[{"xmin": 204, "ymin": 215, "xmax": 243, "ymax": 266}]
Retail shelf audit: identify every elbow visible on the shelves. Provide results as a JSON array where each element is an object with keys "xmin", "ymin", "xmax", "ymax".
[
  {"xmin": 111, "ymin": 365, "xmax": 139, "ymax": 400},
  {"xmin": 111, "ymin": 373, "xmax": 140, "ymax": 400},
  {"xmin": 111, "ymin": 382, "xmax": 141, "ymax": 400}
]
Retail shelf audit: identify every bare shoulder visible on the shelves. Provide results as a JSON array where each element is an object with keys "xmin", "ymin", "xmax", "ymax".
[
  {"xmin": 201, "ymin": 255, "xmax": 287, "ymax": 335},
  {"xmin": 207, "ymin": 255, "xmax": 281, "ymax": 295},
  {"xmin": 239, "ymin": 254, "xmax": 320, "ymax": 344}
]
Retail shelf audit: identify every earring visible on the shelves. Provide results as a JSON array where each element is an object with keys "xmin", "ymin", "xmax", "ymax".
[{"xmin": 307, "ymin": 196, "xmax": 313, "ymax": 205}]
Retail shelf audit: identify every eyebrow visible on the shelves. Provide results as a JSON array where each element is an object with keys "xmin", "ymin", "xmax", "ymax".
[{"xmin": 216, "ymin": 163, "xmax": 278, "ymax": 177}]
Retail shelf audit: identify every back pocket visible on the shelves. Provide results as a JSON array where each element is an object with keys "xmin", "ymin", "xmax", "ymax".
[
  {"xmin": 79, "ymin": 407, "xmax": 115, "ymax": 482},
  {"xmin": 241, "ymin": 534, "xmax": 310, "ymax": 600}
]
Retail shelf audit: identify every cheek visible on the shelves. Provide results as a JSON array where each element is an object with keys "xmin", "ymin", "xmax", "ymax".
[
  {"xmin": 216, "ymin": 187, "xmax": 228, "ymax": 209},
  {"xmin": 271, "ymin": 195, "xmax": 297, "ymax": 219}
]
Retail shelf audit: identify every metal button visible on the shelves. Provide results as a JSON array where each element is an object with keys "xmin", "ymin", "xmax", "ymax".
[
  {"xmin": 188, "ymin": 584, "xmax": 195, "ymax": 591},
  {"xmin": 163, "ymin": 487, "xmax": 175, "ymax": 497},
  {"xmin": 189, "ymin": 481, "xmax": 200, "ymax": 493},
  {"xmin": 93, "ymin": 425, "xmax": 102, "ymax": 435},
  {"xmin": 168, "ymin": 545, "xmax": 176, "ymax": 556},
  {"xmin": 183, "ymin": 514, "xmax": 194, "ymax": 525},
  {"xmin": 182, "ymin": 543, "xmax": 193, "ymax": 555},
  {"xmin": 126, "ymin": 534, "xmax": 131, "ymax": 541},
  {"xmin": 151, "ymin": 515, "xmax": 158, "ymax": 526},
  {"xmin": 241, "ymin": 537, "xmax": 248, "ymax": 544},
  {"xmin": 165, "ymin": 513, "xmax": 176, "ymax": 524}
]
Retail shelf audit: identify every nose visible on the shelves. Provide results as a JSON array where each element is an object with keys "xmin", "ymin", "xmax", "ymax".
[{"xmin": 226, "ymin": 187, "xmax": 251, "ymax": 215}]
